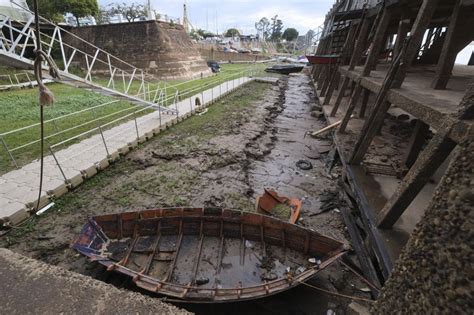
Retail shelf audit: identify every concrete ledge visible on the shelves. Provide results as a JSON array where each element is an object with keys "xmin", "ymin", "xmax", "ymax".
[
  {"xmin": 0, "ymin": 248, "xmax": 190, "ymax": 314},
  {"xmin": 47, "ymin": 183, "xmax": 68, "ymax": 199}
]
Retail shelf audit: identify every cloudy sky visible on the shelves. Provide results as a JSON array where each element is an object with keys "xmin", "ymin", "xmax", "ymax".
[{"xmin": 99, "ymin": 0, "xmax": 334, "ymax": 35}]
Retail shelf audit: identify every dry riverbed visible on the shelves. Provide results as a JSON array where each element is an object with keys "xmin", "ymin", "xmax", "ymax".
[{"xmin": 1, "ymin": 74, "xmax": 371, "ymax": 314}]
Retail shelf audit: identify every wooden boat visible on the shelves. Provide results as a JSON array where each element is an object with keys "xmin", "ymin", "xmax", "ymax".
[
  {"xmin": 306, "ymin": 54, "xmax": 340, "ymax": 65},
  {"xmin": 265, "ymin": 64, "xmax": 305, "ymax": 75},
  {"xmin": 71, "ymin": 208, "xmax": 346, "ymax": 303}
]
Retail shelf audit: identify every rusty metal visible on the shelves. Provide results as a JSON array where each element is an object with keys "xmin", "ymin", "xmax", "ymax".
[
  {"xmin": 256, "ymin": 189, "xmax": 302, "ymax": 224},
  {"xmin": 71, "ymin": 207, "xmax": 345, "ymax": 303}
]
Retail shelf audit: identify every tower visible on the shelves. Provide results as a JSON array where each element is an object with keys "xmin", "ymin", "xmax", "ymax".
[{"xmin": 183, "ymin": 2, "xmax": 190, "ymax": 32}]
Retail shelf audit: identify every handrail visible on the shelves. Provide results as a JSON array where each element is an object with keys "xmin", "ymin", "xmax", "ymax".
[{"xmin": 1, "ymin": 68, "xmax": 257, "ymax": 155}]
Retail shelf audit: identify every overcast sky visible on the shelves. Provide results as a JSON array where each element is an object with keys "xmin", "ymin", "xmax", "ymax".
[{"xmin": 99, "ymin": 0, "xmax": 334, "ymax": 35}]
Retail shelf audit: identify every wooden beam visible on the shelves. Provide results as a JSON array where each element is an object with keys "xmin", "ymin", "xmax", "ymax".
[
  {"xmin": 403, "ymin": 120, "xmax": 430, "ymax": 168},
  {"xmin": 331, "ymin": 76, "xmax": 350, "ymax": 116},
  {"xmin": 392, "ymin": 0, "xmax": 441, "ymax": 87},
  {"xmin": 377, "ymin": 132, "xmax": 456, "ymax": 228},
  {"xmin": 359, "ymin": 88, "xmax": 371, "ymax": 118},
  {"xmin": 431, "ymin": 0, "xmax": 462, "ymax": 89},
  {"xmin": 393, "ymin": 19, "xmax": 411, "ymax": 58},
  {"xmin": 362, "ymin": 7, "xmax": 394, "ymax": 76}
]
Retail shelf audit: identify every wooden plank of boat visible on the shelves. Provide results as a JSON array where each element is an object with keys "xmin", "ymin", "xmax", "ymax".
[
  {"xmin": 71, "ymin": 208, "xmax": 347, "ymax": 303},
  {"xmin": 306, "ymin": 55, "xmax": 341, "ymax": 65}
]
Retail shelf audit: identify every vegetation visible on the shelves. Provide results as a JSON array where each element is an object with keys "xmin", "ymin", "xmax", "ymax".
[
  {"xmin": 0, "ymin": 63, "xmax": 267, "ymax": 173},
  {"xmin": 255, "ymin": 15, "xmax": 287, "ymax": 42},
  {"xmin": 224, "ymin": 28, "xmax": 240, "ymax": 38},
  {"xmin": 282, "ymin": 28, "xmax": 299, "ymax": 42},
  {"xmin": 107, "ymin": 2, "xmax": 147, "ymax": 22},
  {"xmin": 270, "ymin": 15, "xmax": 284, "ymax": 41},
  {"xmin": 26, "ymin": 0, "xmax": 99, "ymax": 25}
]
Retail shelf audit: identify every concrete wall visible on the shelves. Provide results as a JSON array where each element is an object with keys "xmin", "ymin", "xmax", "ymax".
[{"xmin": 69, "ymin": 21, "xmax": 211, "ymax": 80}]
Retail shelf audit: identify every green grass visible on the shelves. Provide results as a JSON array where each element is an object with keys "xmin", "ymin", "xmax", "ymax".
[
  {"xmin": 0, "ymin": 83, "xmax": 137, "ymax": 173},
  {"xmin": 0, "ymin": 63, "xmax": 268, "ymax": 174}
]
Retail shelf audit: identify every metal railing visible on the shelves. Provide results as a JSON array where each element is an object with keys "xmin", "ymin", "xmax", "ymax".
[
  {"xmin": 0, "ymin": 1, "xmax": 178, "ymax": 113},
  {"xmin": 0, "ymin": 65, "xmax": 270, "ymax": 173}
]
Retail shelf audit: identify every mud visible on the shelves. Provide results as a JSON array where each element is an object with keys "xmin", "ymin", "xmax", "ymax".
[{"xmin": 1, "ymin": 74, "xmax": 371, "ymax": 314}]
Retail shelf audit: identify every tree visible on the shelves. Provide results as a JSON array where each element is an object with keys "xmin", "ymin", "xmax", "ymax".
[
  {"xmin": 270, "ymin": 15, "xmax": 283, "ymax": 41},
  {"xmin": 26, "ymin": 0, "xmax": 98, "ymax": 24},
  {"xmin": 282, "ymin": 28, "xmax": 299, "ymax": 42},
  {"xmin": 108, "ymin": 2, "xmax": 147, "ymax": 23},
  {"xmin": 67, "ymin": 0, "xmax": 99, "ymax": 26},
  {"xmin": 95, "ymin": 6, "xmax": 111, "ymax": 24},
  {"xmin": 224, "ymin": 28, "xmax": 240, "ymax": 38},
  {"xmin": 255, "ymin": 17, "xmax": 270, "ymax": 41}
]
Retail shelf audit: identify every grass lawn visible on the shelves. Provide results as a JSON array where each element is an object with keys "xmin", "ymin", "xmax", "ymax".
[{"xmin": 0, "ymin": 63, "xmax": 269, "ymax": 174}]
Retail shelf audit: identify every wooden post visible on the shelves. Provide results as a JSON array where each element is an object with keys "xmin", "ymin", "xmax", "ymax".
[
  {"xmin": 376, "ymin": 82, "xmax": 473, "ymax": 229},
  {"xmin": 337, "ymin": 6, "xmax": 394, "ymax": 133},
  {"xmin": 393, "ymin": 19, "xmax": 411, "ymax": 58},
  {"xmin": 324, "ymin": 24, "xmax": 358, "ymax": 105},
  {"xmin": 359, "ymin": 88, "xmax": 371, "ymax": 118},
  {"xmin": 403, "ymin": 120, "xmax": 430, "ymax": 168},
  {"xmin": 330, "ymin": 76, "xmax": 350, "ymax": 116},
  {"xmin": 392, "ymin": 0, "xmax": 441, "ymax": 87},
  {"xmin": 330, "ymin": 17, "xmax": 371, "ymax": 115},
  {"xmin": 362, "ymin": 7, "xmax": 394, "ymax": 76},
  {"xmin": 377, "ymin": 132, "xmax": 456, "ymax": 228},
  {"xmin": 431, "ymin": 0, "xmax": 462, "ymax": 89}
]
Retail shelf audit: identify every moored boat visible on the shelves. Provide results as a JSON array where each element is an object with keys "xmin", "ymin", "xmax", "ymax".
[
  {"xmin": 71, "ymin": 208, "xmax": 346, "ymax": 303},
  {"xmin": 306, "ymin": 54, "xmax": 340, "ymax": 65},
  {"xmin": 265, "ymin": 64, "xmax": 305, "ymax": 75}
]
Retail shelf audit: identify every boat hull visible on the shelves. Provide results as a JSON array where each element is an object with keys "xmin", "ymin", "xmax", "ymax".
[
  {"xmin": 306, "ymin": 55, "xmax": 340, "ymax": 65},
  {"xmin": 71, "ymin": 208, "xmax": 346, "ymax": 303}
]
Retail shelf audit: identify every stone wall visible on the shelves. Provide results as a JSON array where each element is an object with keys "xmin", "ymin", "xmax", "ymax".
[
  {"xmin": 69, "ymin": 21, "xmax": 211, "ymax": 80},
  {"xmin": 198, "ymin": 48, "xmax": 269, "ymax": 63}
]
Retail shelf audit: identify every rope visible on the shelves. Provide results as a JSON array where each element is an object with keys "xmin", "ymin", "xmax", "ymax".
[
  {"xmin": 292, "ymin": 278, "xmax": 375, "ymax": 304},
  {"xmin": 32, "ymin": 0, "xmax": 60, "ymax": 212}
]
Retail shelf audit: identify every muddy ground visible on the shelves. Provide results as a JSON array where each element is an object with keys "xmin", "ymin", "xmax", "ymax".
[{"xmin": 1, "ymin": 73, "xmax": 371, "ymax": 314}]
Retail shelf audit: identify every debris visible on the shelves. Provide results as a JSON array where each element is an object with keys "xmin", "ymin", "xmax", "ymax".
[
  {"xmin": 296, "ymin": 266, "xmax": 306, "ymax": 274},
  {"xmin": 309, "ymin": 115, "xmax": 354, "ymax": 137},
  {"xmin": 358, "ymin": 287, "xmax": 371, "ymax": 293},
  {"xmin": 296, "ymin": 160, "xmax": 313, "ymax": 170},
  {"xmin": 197, "ymin": 108, "xmax": 209, "ymax": 115},
  {"xmin": 36, "ymin": 202, "xmax": 55, "ymax": 215},
  {"xmin": 261, "ymin": 271, "xmax": 278, "ymax": 281},
  {"xmin": 195, "ymin": 276, "xmax": 210, "ymax": 285},
  {"xmin": 333, "ymin": 208, "xmax": 341, "ymax": 213},
  {"xmin": 256, "ymin": 189, "xmax": 302, "ymax": 223},
  {"xmin": 245, "ymin": 240, "xmax": 254, "ymax": 248},
  {"xmin": 308, "ymin": 258, "xmax": 322, "ymax": 265}
]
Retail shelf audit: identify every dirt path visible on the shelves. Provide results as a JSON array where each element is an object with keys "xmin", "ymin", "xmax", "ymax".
[{"xmin": 1, "ymin": 75, "xmax": 371, "ymax": 314}]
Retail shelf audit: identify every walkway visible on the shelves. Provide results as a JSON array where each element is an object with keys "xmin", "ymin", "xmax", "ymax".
[{"xmin": 0, "ymin": 77, "xmax": 253, "ymax": 225}]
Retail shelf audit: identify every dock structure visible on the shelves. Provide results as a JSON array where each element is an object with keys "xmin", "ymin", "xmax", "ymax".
[{"xmin": 311, "ymin": 0, "xmax": 473, "ymax": 299}]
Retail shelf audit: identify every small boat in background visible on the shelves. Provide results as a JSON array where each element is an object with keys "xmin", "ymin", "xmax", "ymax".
[
  {"xmin": 71, "ymin": 208, "xmax": 346, "ymax": 303},
  {"xmin": 306, "ymin": 54, "xmax": 340, "ymax": 65},
  {"xmin": 265, "ymin": 64, "xmax": 304, "ymax": 75}
]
